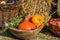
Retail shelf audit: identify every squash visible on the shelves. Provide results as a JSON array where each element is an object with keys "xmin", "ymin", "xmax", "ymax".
[
  {"xmin": 18, "ymin": 16, "xmax": 36, "ymax": 30},
  {"xmin": 32, "ymin": 14, "xmax": 44, "ymax": 26}
]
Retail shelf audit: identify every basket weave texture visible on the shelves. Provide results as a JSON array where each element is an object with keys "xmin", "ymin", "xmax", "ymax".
[
  {"xmin": 9, "ymin": 0, "xmax": 52, "ymax": 40},
  {"xmin": 0, "ymin": 0, "xmax": 21, "ymax": 27}
]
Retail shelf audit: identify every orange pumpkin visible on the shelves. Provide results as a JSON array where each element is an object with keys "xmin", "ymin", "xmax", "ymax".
[
  {"xmin": 57, "ymin": 21, "xmax": 60, "ymax": 27},
  {"xmin": 18, "ymin": 16, "xmax": 36, "ymax": 30},
  {"xmin": 32, "ymin": 14, "xmax": 44, "ymax": 26}
]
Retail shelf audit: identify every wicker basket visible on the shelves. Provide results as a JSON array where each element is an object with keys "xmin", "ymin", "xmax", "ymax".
[
  {"xmin": 9, "ymin": 0, "xmax": 52, "ymax": 40},
  {"xmin": 9, "ymin": 16, "xmax": 51, "ymax": 40},
  {"xmin": 0, "ymin": 0, "xmax": 21, "ymax": 27},
  {"xmin": 9, "ymin": 25, "xmax": 44, "ymax": 39}
]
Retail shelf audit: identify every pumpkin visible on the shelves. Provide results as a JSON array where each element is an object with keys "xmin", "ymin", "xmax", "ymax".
[
  {"xmin": 18, "ymin": 16, "xmax": 36, "ymax": 30},
  {"xmin": 32, "ymin": 14, "xmax": 44, "ymax": 26},
  {"xmin": 49, "ymin": 18, "xmax": 60, "ymax": 36},
  {"xmin": 57, "ymin": 21, "xmax": 60, "ymax": 27}
]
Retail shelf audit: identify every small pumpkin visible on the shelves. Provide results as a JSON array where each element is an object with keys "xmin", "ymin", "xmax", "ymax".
[
  {"xmin": 32, "ymin": 14, "xmax": 44, "ymax": 26},
  {"xmin": 18, "ymin": 16, "xmax": 36, "ymax": 30},
  {"xmin": 49, "ymin": 18, "xmax": 60, "ymax": 36},
  {"xmin": 57, "ymin": 21, "xmax": 60, "ymax": 27}
]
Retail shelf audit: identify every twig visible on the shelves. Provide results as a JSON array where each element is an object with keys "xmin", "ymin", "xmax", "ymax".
[{"xmin": 50, "ymin": 10, "xmax": 58, "ymax": 16}]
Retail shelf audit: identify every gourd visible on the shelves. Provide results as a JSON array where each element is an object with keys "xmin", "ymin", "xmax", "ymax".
[
  {"xmin": 32, "ymin": 14, "xmax": 44, "ymax": 26},
  {"xmin": 18, "ymin": 16, "xmax": 36, "ymax": 30}
]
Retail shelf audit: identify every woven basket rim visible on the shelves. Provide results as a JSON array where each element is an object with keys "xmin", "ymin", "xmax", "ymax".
[{"xmin": 9, "ymin": 26, "xmax": 41, "ymax": 32}]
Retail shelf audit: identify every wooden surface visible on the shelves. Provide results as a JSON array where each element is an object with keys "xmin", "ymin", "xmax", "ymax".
[{"xmin": 0, "ymin": 27, "xmax": 60, "ymax": 40}]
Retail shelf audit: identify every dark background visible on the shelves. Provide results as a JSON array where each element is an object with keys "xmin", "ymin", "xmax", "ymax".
[{"xmin": 52, "ymin": 0, "xmax": 59, "ymax": 18}]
